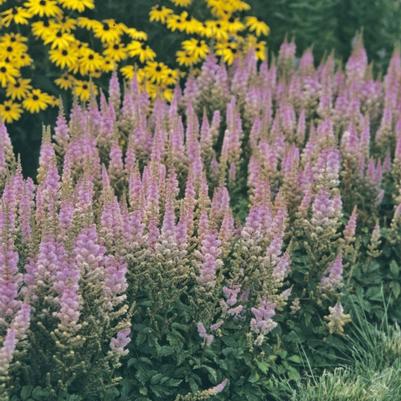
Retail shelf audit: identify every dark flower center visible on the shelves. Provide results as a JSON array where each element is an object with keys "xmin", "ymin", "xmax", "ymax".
[
  {"xmin": 32, "ymin": 95, "xmax": 39, "ymax": 101},
  {"xmin": 0, "ymin": 67, "xmax": 7, "ymax": 73}
]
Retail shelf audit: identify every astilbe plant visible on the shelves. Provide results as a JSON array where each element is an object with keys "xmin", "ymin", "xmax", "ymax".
[{"xmin": 1, "ymin": 36, "xmax": 401, "ymax": 400}]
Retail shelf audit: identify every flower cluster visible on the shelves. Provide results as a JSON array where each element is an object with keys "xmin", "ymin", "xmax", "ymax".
[
  {"xmin": 150, "ymin": 0, "xmax": 269, "ymax": 67},
  {"xmin": 2, "ymin": 36, "xmax": 401, "ymax": 398},
  {"xmin": 0, "ymin": 0, "xmax": 180, "ymax": 123}
]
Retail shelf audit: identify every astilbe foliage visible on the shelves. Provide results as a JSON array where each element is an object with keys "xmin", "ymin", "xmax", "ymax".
[{"xmin": 1, "ymin": 36, "xmax": 401, "ymax": 400}]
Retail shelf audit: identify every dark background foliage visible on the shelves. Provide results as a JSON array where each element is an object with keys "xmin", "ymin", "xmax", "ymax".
[{"xmin": 9, "ymin": 0, "xmax": 401, "ymax": 177}]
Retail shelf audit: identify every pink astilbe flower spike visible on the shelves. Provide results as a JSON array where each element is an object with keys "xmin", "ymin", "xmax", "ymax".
[{"xmin": 320, "ymin": 254, "xmax": 344, "ymax": 293}]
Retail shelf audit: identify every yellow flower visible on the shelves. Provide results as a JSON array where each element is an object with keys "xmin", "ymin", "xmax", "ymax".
[
  {"xmin": 0, "ymin": 100, "xmax": 22, "ymax": 123},
  {"xmin": 0, "ymin": 6, "xmax": 32, "ymax": 27},
  {"xmin": 6, "ymin": 78, "xmax": 32, "ymax": 100},
  {"xmin": 149, "ymin": 5, "xmax": 173, "ymax": 23},
  {"xmin": 102, "ymin": 58, "xmax": 117, "ymax": 72},
  {"xmin": 170, "ymin": 0, "xmax": 192, "ymax": 7},
  {"xmin": 215, "ymin": 41, "xmax": 239, "ymax": 65},
  {"xmin": 103, "ymin": 42, "xmax": 128, "ymax": 62},
  {"xmin": 182, "ymin": 38, "xmax": 209, "ymax": 60},
  {"xmin": 42, "ymin": 28, "xmax": 76, "ymax": 49},
  {"xmin": 73, "ymin": 80, "xmax": 97, "ymax": 102},
  {"xmin": 77, "ymin": 16, "xmax": 98, "ymax": 30},
  {"xmin": 25, "ymin": 0, "xmax": 62, "ymax": 18},
  {"xmin": 166, "ymin": 11, "xmax": 198, "ymax": 33},
  {"xmin": 31, "ymin": 19, "xmax": 57, "ymax": 39},
  {"xmin": 23, "ymin": 89, "xmax": 53, "ymax": 113},
  {"xmin": 0, "ymin": 62, "xmax": 19, "ymax": 87},
  {"xmin": 120, "ymin": 65, "xmax": 135, "ymax": 81},
  {"xmin": 124, "ymin": 27, "xmax": 148, "ymax": 41},
  {"xmin": 206, "ymin": 20, "xmax": 229, "ymax": 41},
  {"xmin": 55, "ymin": 74, "xmax": 75, "ymax": 90},
  {"xmin": 91, "ymin": 19, "xmax": 124, "ymax": 44},
  {"xmin": 254, "ymin": 41, "xmax": 266, "ymax": 61},
  {"xmin": 79, "ymin": 48, "xmax": 104, "ymax": 75},
  {"xmin": 176, "ymin": 50, "xmax": 196, "ymax": 67},
  {"xmin": 245, "ymin": 16, "xmax": 269, "ymax": 37},
  {"xmin": 50, "ymin": 15, "xmax": 78, "ymax": 32},
  {"xmin": 163, "ymin": 68, "xmax": 179, "ymax": 86},
  {"xmin": 10, "ymin": 52, "xmax": 33, "ymax": 68},
  {"xmin": 163, "ymin": 88, "xmax": 174, "ymax": 102},
  {"xmin": 126, "ymin": 41, "xmax": 156, "ymax": 63},
  {"xmin": 144, "ymin": 61, "xmax": 169, "ymax": 84},
  {"xmin": 58, "ymin": 0, "xmax": 95, "ymax": 12},
  {"xmin": 49, "ymin": 46, "xmax": 79, "ymax": 69}
]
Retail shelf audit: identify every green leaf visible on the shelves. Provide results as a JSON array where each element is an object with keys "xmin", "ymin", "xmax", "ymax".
[
  {"xmin": 255, "ymin": 360, "xmax": 270, "ymax": 374},
  {"xmin": 288, "ymin": 355, "xmax": 302, "ymax": 364},
  {"xmin": 390, "ymin": 260, "xmax": 400, "ymax": 277},
  {"xmin": 21, "ymin": 386, "xmax": 33, "ymax": 400}
]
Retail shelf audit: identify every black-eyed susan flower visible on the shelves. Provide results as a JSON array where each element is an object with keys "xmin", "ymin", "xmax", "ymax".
[
  {"xmin": 91, "ymin": 19, "xmax": 124, "ymax": 44},
  {"xmin": 170, "ymin": 0, "xmax": 192, "ymax": 7},
  {"xmin": 149, "ymin": 5, "xmax": 173, "ymax": 23},
  {"xmin": 144, "ymin": 61, "xmax": 169, "ymax": 84},
  {"xmin": 102, "ymin": 58, "xmax": 117, "ymax": 72},
  {"xmin": 206, "ymin": 20, "xmax": 229, "ymax": 41},
  {"xmin": 41, "ymin": 27, "xmax": 76, "ymax": 49},
  {"xmin": 215, "ymin": 41, "xmax": 239, "ymax": 65},
  {"xmin": 103, "ymin": 42, "xmax": 128, "ymax": 62},
  {"xmin": 245, "ymin": 16, "xmax": 269, "ymax": 37},
  {"xmin": 182, "ymin": 38, "xmax": 209, "ymax": 60},
  {"xmin": 176, "ymin": 50, "xmax": 196, "ymax": 67},
  {"xmin": 55, "ymin": 74, "xmax": 75, "ymax": 90},
  {"xmin": 25, "ymin": 0, "xmax": 62, "ymax": 18},
  {"xmin": 126, "ymin": 41, "xmax": 156, "ymax": 63},
  {"xmin": 0, "ymin": 6, "xmax": 32, "ymax": 27},
  {"xmin": 23, "ymin": 89, "xmax": 54, "ymax": 113},
  {"xmin": 120, "ymin": 65, "xmax": 135, "ymax": 81},
  {"xmin": 58, "ymin": 0, "xmax": 95, "ymax": 12},
  {"xmin": 49, "ymin": 46, "xmax": 79, "ymax": 69},
  {"xmin": 0, "ymin": 100, "xmax": 22, "ymax": 123},
  {"xmin": 73, "ymin": 80, "xmax": 97, "ymax": 102},
  {"xmin": 254, "ymin": 40, "xmax": 266, "ymax": 61},
  {"xmin": 124, "ymin": 27, "xmax": 147, "ymax": 41},
  {"xmin": 6, "ymin": 78, "xmax": 32, "ymax": 100},
  {"xmin": 79, "ymin": 48, "xmax": 104, "ymax": 75},
  {"xmin": 163, "ymin": 68, "xmax": 179, "ymax": 86},
  {"xmin": 0, "ymin": 62, "xmax": 19, "ymax": 87}
]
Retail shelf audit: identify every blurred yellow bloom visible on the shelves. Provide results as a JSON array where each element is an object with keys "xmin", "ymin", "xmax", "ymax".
[
  {"xmin": 25, "ymin": 0, "xmax": 62, "ymax": 18},
  {"xmin": 103, "ymin": 42, "xmax": 128, "ymax": 62},
  {"xmin": 91, "ymin": 19, "xmax": 124, "ymax": 43},
  {"xmin": 55, "ymin": 74, "xmax": 76, "ymax": 90},
  {"xmin": 0, "ymin": 100, "xmax": 22, "ymax": 123},
  {"xmin": 124, "ymin": 27, "xmax": 148, "ymax": 41},
  {"xmin": 182, "ymin": 38, "xmax": 209, "ymax": 60},
  {"xmin": 120, "ymin": 65, "xmax": 135, "ymax": 81},
  {"xmin": 6, "ymin": 78, "xmax": 32, "ymax": 100},
  {"xmin": 42, "ymin": 29, "xmax": 76, "ymax": 49},
  {"xmin": 79, "ymin": 48, "xmax": 104, "ymax": 75},
  {"xmin": 215, "ymin": 41, "xmax": 238, "ymax": 65},
  {"xmin": 126, "ymin": 40, "xmax": 156, "ymax": 63},
  {"xmin": 50, "ymin": 46, "xmax": 79, "ymax": 69},
  {"xmin": 245, "ymin": 16, "xmax": 269, "ymax": 36},
  {"xmin": 176, "ymin": 50, "xmax": 196, "ymax": 67},
  {"xmin": 0, "ymin": 7, "xmax": 33, "ymax": 27},
  {"xmin": 23, "ymin": 89, "xmax": 54, "ymax": 113},
  {"xmin": 58, "ymin": 0, "xmax": 95, "ymax": 12},
  {"xmin": 206, "ymin": 20, "xmax": 229, "ymax": 41},
  {"xmin": 144, "ymin": 61, "xmax": 169, "ymax": 84},
  {"xmin": 73, "ymin": 80, "xmax": 97, "ymax": 102},
  {"xmin": 0, "ymin": 61, "xmax": 19, "ymax": 87},
  {"xmin": 149, "ymin": 5, "xmax": 173, "ymax": 23},
  {"xmin": 170, "ymin": 0, "xmax": 192, "ymax": 6}
]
